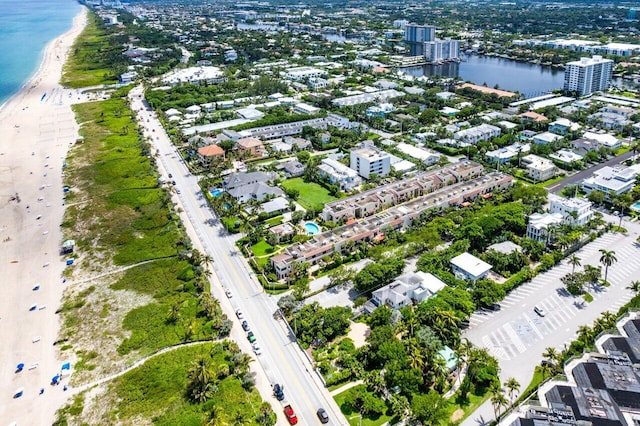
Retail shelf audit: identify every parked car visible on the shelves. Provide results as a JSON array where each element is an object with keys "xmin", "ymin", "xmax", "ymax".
[
  {"xmin": 283, "ymin": 405, "xmax": 298, "ymax": 425},
  {"xmin": 236, "ymin": 309, "xmax": 243, "ymax": 319},
  {"xmin": 316, "ymin": 408, "xmax": 329, "ymax": 424},
  {"xmin": 225, "ymin": 289, "xmax": 232, "ymax": 298},
  {"xmin": 534, "ymin": 306, "xmax": 546, "ymax": 317},
  {"xmin": 252, "ymin": 343, "xmax": 262, "ymax": 355},
  {"xmin": 241, "ymin": 320, "xmax": 250, "ymax": 331},
  {"xmin": 168, "ymin": 173, "xmax": 172, "ymax": 178},
  {"xmin": 273, "ymin": 383, "xmax": 284, "ymax": 401},
  {"xmin": 247, "ymin": 331, "xmax": 256, "ymax": 343}
]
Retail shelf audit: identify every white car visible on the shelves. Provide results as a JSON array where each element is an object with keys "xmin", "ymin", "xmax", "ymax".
[
  {"xmin": 236, "ymin": 309, "xmax": 243, "ymax": 319},
  {"xmin": 252, "ymin": 343, "xmax": 262, "ymax": 355},
  {"xmin": 534, "ymin": 306, "xmax": 546, "ymax": 317},
  {"xmin": 225, "ymin": 289, "xmax": 232, "ymax": 298}
]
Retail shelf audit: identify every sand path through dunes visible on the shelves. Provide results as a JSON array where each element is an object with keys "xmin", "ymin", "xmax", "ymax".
[{"xmin": 0, "ymin": 7, "xmax": 89, "ymax": 425}]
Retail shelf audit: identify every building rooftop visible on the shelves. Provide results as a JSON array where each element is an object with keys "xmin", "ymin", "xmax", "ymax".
[{"xmin": 450, "ymin": 252, "xmax": 492, "ymax": 278}]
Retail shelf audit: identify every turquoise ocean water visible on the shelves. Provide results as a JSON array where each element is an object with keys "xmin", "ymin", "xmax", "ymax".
[{"xmin": 0, "ymin": 0, "xmax": 81, "ymax": 106}]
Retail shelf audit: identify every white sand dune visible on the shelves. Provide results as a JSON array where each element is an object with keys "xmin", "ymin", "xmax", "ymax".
[{"xmin": 0, "ymin": 7, "xmax": 89, "ymax": 425}]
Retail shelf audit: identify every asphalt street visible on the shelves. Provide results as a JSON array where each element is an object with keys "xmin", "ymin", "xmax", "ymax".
[
  {"xmin": 129, "ymin": 86, "xmax": 347, "ymax": 426},
  {"xmin": 546, "ymin": 150, "xmax": 635, "ymax": 194},
  {"xmin": 461, "ymin": 218, "xmax": 640, "ymax": 426}
]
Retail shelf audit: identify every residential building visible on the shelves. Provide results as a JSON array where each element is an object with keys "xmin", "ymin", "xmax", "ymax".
[
  {"xmin": 581, "ymin": 131, "xmax": 621, "ymax": 149},
  {"xmin": 197, "ymin": 144, "xmax": 225, "ymax": 167},
  {"xmin": 423, "ymin": 38, "xmax": 461, "ymax": 62},
  {"xmin": 222, "ymin": 171, "xmax": 283, "ymax": 204},
  {"xmin": 521, "ymin": 154, "xmax": 558, "ymax": 182},
  {"xmin": 273, "ymin": 172, "xmax": 514, "ymax": 278},
  {"xmin": 450, "ymin": 252, "xmax": 492, "ymax": 281},
  {"xmin": 259, "ymin": 197, "xmax": 290, "ymax": 215},
  {"xmin": 549, "ymin": 149, "xmax": 584, "ymax": 165},
  {"xmin": 563, "ymin": 55, "xmax": 614, "ymax": 96},
  {"xmin": 350, "ymin": 141, "xmax": 391, "ymax": 179},
  {"xmin": 588, "ymin": 110, "xmax": 633, "ymax": 131},
  {"xmin": 581, "ymin": 165, "xmax": 640, "ymax": 198},
  {"xmin": 486, "ymin": 142, "xmax": 530, "ymax": 164},
  {"xmin": 321, "ymin": 161, "xmax": 484, "ymax": 222},
  {"xmin": 366, "ymin": 103, "xmax": 395, "ymax": 118},
  {"xmin": 549, "ymin": 118, "xmax": 581, "ymax": 135},
  {"xmin": 518, "ymin": 111, "xmax": 548, "ymax": 123},
  {"xmin": 332, "ymin": 89, "xmax": 404, "ymax": 107},
  {"xmin": 162, "ymin": 66, "xmax": 225, "ymax": 86},
  {"xmin": 238, "ymin": 118, "xmax": 327, "ymax": 140},
  {"xmin": 236, "ymin": 137, "xmax": 265, "ymax": 157},
  {"xmin": 454, "ymin": 124, "xmax": 501, "ymax": 144},
  {"xmin": 268, "ymin": 223, "xmax": 296, "ymax": 244},
  {"xmin": 284, "ymin": 66, "xmax": 326, "ymax": 81},
  {"xmin": 318, "ymin": 158, "xmax": 362, "ymax": 191},
  {"xmin": 293, "ymin": 102, "xmax": 320, "ymax": 115},
  {"xmin": 396, "ymin": 142, "xmax": 440, "ymax": 166},
  {"xmin": 404, "ymin": 24, "xmax": 436, "ymax": 56},
  {"xmin": 526, "ymin": 212, "xmax": 564, "ymax": 242},
  {"xmin": 371, "ymin": 271, "xmax": 446, "ymax": 310},
  {"xmin": 533, "ymin": 132, "xmax": 562, "ymax": 145},
  {"xmin": 549, "ymin": 194, "xmax": 593, "ymax": 226},
  {"xmin": 279, "ymin": 160, "xmax": 305, "ymax": 178}
]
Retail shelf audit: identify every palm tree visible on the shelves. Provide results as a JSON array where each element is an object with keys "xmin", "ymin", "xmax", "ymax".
[
  {"xmin": 568, "ymin": 254, "xmax": 581, "ymax": 273},
  {"xmin": 490, "ymin": 387, "xmax": 508, "ymax": 420},
  {"xmin": 504, "ymin": 377, "xmax": 520, "ymax": 405},
  {"xmin": 626, "ymin": 280, "xmax": 640, "ymax": 297},
  {"xmin": 543, "ymin": 346, "xmax": 558, "ymax": 367},
  {"xmin": 599, "ymin": 249, "xmax": 617, "ymax": 284}
]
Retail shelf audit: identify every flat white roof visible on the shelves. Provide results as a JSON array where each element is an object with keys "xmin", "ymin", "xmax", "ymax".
[{"xmin": 450, "ymin": 252, "xmax": 492, "ymax": 277}]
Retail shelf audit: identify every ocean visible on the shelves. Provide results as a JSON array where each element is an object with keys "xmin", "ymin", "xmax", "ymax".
[{"xmin": 0, "ymin": 0, "xmax": 81, "ymax": 106}]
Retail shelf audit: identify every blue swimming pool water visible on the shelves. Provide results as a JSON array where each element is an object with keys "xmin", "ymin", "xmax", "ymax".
[
  {"xmin": 304, "ymin": 222, "xmax": 320, "ymax": 235},
  {"xmin": 210, "ymin": 189, "xmax": 222, "ymax": 197}
]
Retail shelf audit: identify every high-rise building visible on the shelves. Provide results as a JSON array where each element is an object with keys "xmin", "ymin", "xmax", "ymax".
[
  {"xmin": 424, "ymin": 39, "xmax": 461, "ymax": 63},
  {"xmin": 404, "ymin": 24, "xmax": 436, "ymax": 57},
  {"xmin": 563, "ymin": 55, "xmax": 613, "ymax": 96}
]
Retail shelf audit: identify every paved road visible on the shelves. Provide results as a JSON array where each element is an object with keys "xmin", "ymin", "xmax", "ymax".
[
  {"xmin": 129, "ymin": 87, "xmax": 347, "ymax": 426},
  {"xmin": 461, "ymin": 220, "xmax": 640, "ymax": 426},
  {"xmin": 546, "ymin": 150, "xmax": 635, "ymax": 194}
]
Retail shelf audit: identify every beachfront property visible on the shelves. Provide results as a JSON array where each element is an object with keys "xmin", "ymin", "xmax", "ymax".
[
  {"xmin": 454, "ymin": 124, "xmax": 501, "ymax": 144},
  {"xmin": 349, "ymin": 141, "xmax": 391, "ymax": 179},
  {"xmin": 317, "ymin": 158, "xmax": 363, "ymax": 191},
  {"xmin": 581, "ymin": 164, "xmax": 640, "ymax": 198},
  {"xmin": 450, "ymin": 252, "xmax": 492, "ymax": 281},
  {"xmin": 525, "ymin": 212, "xmax": 564, "ymax": 243},
  {"xmin": 485, "ymin": 142, "xmax": 530, "ymax": 165},
  {"xmin": 548, "ymin": 193, "xmax": 593, "ymax": 226},
  {"xmin": 521, "ymin": 154, "xmax": 558, "ymax": 182},
  {"xmin": 321, "ymin": 161, "xmax": 484, "ymax": 223},
  {"xmin": 370, "ymin": 271, "xmax": 447, "ymax": 310},
  {"xmin": 222, "ymin": 171, "xmax": 284, "ymax": 203},
  {"xmin": 272, "ymin": 171, "xmax": 513, "ymax": 279}
]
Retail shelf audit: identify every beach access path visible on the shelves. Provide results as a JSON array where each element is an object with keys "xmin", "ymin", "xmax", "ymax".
[{"xmin": 0, "ymin": 7, "xmax": 89, "ymax": 425}]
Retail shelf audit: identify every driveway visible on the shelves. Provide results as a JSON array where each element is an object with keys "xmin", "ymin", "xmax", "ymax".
[{"xmin": 461, "ymin": 224, "xmax": 640, "ymax": 426}]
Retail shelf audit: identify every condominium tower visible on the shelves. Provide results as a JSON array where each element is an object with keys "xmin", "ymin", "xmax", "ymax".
[
  {"xmin": 563, "ymin": 55, "xmax": 614, "ymax": 96},
  {"xmin": 404, "ymin": 24, "xmax": 436, "ymax": 56}
]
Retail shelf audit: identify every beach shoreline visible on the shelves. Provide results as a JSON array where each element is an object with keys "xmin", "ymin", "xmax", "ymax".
[{"xmin": 0, "ymin": 6, "xmax": 88, "ymax": 425}]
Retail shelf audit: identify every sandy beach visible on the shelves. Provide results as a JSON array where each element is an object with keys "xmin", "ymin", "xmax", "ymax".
[{"xmin": 0, "ymin": 7, "xmax": 88, "ymax": 425}]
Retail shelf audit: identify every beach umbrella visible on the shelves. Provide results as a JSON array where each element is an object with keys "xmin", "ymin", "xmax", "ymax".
[
  {"xmin": 13, "ymin": 388, "xmax": 24, "ymax": 398},
  {"xmin": 29, "ymin": 304, "xmax": 37, "ymax": 311},
  {"xmin": 51, "ymin": 375, "xmax": 60, "ymax": 385},
  {"xmin": 61, "ymin": 362, "xmax": 71, "ymax": 370},
  {"xmin": 16, "ymin": 363, "xmax": 24, "ymax": 372},
  {"xmin": 33, "ymin": 284, "xmax": 40, "ymax": 291}
]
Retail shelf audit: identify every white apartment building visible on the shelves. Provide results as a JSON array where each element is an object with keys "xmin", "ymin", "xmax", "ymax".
[
  {"xmin": 318, "ymin": 158, "xmax": 362, "ymax": 191},
  {"xmin": 549, "ymin": 194, "xmax": 593, "ymax": 226},
  {"xmin": 563, "ymin": 55, "xmax": 614, "ymax": 96},
  {"xmin": 526, "ymin": 212, "xmax": 564, "ymax": 243},
  {"xmin": 423, "ymin": 39, "xmax": 461, "ymax": 62},
  {"xmin": 521, "ymin": 154, "xmax": 558, "ymax": 182},
  {"xmin": 350, "ymin": 141, "xmax": 391, "ymax": 179},
  {"xmin": 396, "ymin": 142, "xmax": 440, "ymax": 165},
  {"xmin": 581, "ymin": 165, "xmax": 640, "ymax": 198},
  {"xmin": 454, "ymin": 124, "xmax": 501, "ymax": 144},
  {"xmin": 284, "ymin": 66, "xmax": 326, "ymax": 81}
]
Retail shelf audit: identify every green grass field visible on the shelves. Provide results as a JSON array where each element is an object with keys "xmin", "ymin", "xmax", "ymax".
[
  {"xmin": 334, "ymin": 385, "xmax": 395, "ymax": 426},
  {"xmin": 280, "ymin": 178, "xmax": 337, "ymax": 210},
  {"xmin": 61, "ymin": 13, "xmax": 118, "ymax": 88}
]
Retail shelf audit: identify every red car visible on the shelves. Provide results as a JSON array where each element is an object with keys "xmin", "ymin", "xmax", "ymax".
[{"xmin": 283, "ymin": 404, "xmax": 298, "ymax": 425}]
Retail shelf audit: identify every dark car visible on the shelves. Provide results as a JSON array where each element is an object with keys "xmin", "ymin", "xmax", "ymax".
[
  {"xmin": 171, "ymin": 180, "xmax": 176, "ymax": 185},
  {"xmin": 241, "ymin": 320, "xmax": 250, "ymax": 331},
  {"xmin": 273, "ymin": 383, "xmax": 284, "ymax": 401},
  {"xmin": 316, "ymin": 408, "xmax": 329, "ymax": 424},
  {"xmin": 168, "ymin": 173, "xmax": 172, "ymax": 178},
  {"xmin": 488, "ymin": 303, "xmax": 501, "ymax": 312}
]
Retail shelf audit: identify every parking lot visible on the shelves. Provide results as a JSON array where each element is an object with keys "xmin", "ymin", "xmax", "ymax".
[{"xmin": 466, "ymin": 232, "xmax": 639, "ymax": 362}]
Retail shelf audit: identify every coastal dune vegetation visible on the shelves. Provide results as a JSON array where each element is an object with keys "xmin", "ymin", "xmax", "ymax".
[{"xmin": 54, "ymin": 11, "xmax": 273, "ymax": 426}]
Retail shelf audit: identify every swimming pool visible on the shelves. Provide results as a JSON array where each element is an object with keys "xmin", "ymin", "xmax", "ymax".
[
  {"xmin": 304, "ymin": 222, "xmax": 320, "ymax": 235},
  {"xmin": 631, "ymin": 201, "xmax": 640, "ymax": 212},
  {"xmin": 210, "ymin": 189, "xmax": 222, "ymax": 197}
]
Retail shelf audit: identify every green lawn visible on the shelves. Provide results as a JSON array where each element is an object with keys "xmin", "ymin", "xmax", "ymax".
[
  {"xmin": 264, "ymin": 215, "xmax": 283, "ymax": 227},
  {"xmin": 281, "ymin": 178, "xmax": 337, "ymax": 210},
  {"xmin": 443, "ymin": 391, "xmax": 491, "ymax": 425},
  {"xmin": 251, "ymin": 241, "xmax": 275, "ymax": 257}
]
